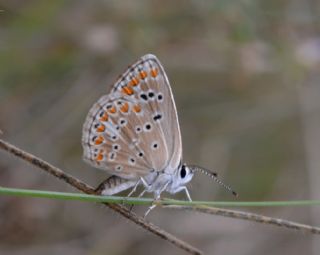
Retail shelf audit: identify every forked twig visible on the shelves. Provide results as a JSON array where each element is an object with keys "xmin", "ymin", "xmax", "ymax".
[
  {"xmin": 164, "ymin": 205, "xmax": 320, "ymax": 234},
  {"xmin": 0, "ymin": 138, "xmax": 202, "ymax": 255}
]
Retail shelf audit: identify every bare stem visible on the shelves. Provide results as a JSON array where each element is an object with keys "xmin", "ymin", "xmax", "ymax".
[
  {"xmin": 164, "ymin": 205, "xmax": 320, "ymax": 235},
  {"xmin": 0, "ymin": 138, "xmax": 202, "ymax": 255}
]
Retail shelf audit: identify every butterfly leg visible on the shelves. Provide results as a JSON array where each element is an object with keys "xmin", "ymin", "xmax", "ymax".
[
  {"xmin": 173, "ymin": 186, "xmax": 192, "ymax": 201},
  {"xmin": 138, "ymin": 188, "xmax": 147, "ymax": 198},
  {"xmin": 127, "ymin": 179, "xmax": 141, "ymax": 197},
  {"xmin": 126, "ymin": 179, "xmax": 145, "ymax": 211},
  {"xmin": 144, "ymin": 181, "xmax": 170, "ymax": 218},
  {"xmin": 128, "ymin": 177, "xmax": 152, "ymax": 212},
  {"xmin": 144, "ymin": 204, "xmax": 157, "ymax": 218}
]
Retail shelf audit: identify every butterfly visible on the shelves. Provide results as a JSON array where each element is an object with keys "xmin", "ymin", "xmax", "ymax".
[{"xmin": 82, "ymin": 54, "xmax": 236, "ymax": 215}]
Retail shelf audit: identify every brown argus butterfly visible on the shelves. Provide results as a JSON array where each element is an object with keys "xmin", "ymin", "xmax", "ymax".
[{"xmin": 82, "ymin": 54, "xmax": 236, "ymax": 215}]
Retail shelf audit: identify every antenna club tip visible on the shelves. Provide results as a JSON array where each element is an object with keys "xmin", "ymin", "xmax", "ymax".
[{"xmin": 232, "ymin": 191, "xmax": 239, "ymax": 197}]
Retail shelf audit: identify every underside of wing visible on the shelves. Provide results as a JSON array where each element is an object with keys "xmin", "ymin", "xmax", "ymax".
[{"xmin": 82, "ymin": 54, "xmax": 182, "ymax": 179}]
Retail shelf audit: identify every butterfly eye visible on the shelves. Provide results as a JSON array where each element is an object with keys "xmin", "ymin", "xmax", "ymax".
[{"xmin": 180, "ymin": 165, "xmax": 187, "ymax": 179}]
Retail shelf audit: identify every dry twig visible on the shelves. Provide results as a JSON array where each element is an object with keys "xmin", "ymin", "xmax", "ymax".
[{"xmin": 164, "ymin": 205, "xmax": 320, "ymax": 234}]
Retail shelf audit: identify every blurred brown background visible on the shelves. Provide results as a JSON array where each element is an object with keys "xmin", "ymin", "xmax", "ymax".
[{"xmin": 1, "ymin": 1, "xmax": 320, "ymax": 255}]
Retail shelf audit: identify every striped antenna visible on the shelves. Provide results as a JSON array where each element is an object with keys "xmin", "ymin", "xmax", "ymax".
[{"xmin": 188, "ymin": 165, "xmax": 238, "ymax": 197}]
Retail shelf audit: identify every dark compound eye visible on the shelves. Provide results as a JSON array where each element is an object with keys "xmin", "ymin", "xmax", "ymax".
[{"xmin": 180, "ymin": 165, "xmax": 187, "ymax": 179}]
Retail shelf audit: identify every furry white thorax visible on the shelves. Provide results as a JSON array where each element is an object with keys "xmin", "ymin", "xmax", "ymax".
[{"xmin": 140, "ymin": 164, "xmax": 194, "ymax": 199}]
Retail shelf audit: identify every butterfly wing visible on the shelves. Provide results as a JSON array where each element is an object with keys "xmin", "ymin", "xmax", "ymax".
[{"xmin": 82, "ymin": 54, "xmax": 182, "ymax": 179}]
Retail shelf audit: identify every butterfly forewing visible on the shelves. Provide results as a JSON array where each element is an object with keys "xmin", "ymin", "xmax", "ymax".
[{"xmin": 82, "ymin": 54, "xmax": 182, "ymax": 179}]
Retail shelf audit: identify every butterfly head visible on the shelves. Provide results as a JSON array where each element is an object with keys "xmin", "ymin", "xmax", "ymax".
[
  {"xmin": 176, "ymin": 163, "xmax": 194, "ymax": 185},
  {"xmin": 166, "ymin": 163, "xmax": 194, "ymax": 196}
]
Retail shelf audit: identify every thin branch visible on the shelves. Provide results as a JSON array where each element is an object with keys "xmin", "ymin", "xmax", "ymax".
[
  {"xmin": 0, "ymin": 138, "xmax": 202, "ymax": 255},
  {"xmin": 164, "ymin": 205, "xmax": 320, "ymax": 235}
]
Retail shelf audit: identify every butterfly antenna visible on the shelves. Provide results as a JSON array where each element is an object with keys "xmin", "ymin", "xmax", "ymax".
[{"xmin": 188, "ymin": 165, "xmax": 238, "ymax": 197}]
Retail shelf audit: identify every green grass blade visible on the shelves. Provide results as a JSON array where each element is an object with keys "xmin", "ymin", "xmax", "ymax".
[{"xmin": 1, "ymin": 186, "xmax": 320, "ymax": 207}]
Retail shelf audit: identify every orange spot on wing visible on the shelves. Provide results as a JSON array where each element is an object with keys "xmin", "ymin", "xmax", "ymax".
[
  {"xmin": 120, "ymin": 102, "xmax": 129, "ymax": 113},
  {"xmin": 133, "ymin": 104, "xmax": 141, "ymax": 113},
  {"xmin": 94, "ymin": 136, "xmax": 104, "ymax": 145},
  {"xmin": 122, "ymin": 86, "xmax": 134, "ymax": 95},
  {"xmin": 96, "ymin": 153, "xmax": 103, "ymax": 161},
  {"xmin": 139, "ymin": 70, "xmax": 147, "ymax": 79},
  {"xmin": 129, "ymin": 77, "xmax": 139, "ymax": 86},
  {"xmin": 108, "ymin": 106, "xmax": 117, "ymax": 114},
  {"xmin": 150, "ymin": 68, "xmax": 158, "ymax": 78},
  {"xmin": 99, "ymin": 112, "xmax": 109, "ymax": 122},
  {"xmin": 97, "ymin": 124, "xmax": 105, "ymax": 132}
]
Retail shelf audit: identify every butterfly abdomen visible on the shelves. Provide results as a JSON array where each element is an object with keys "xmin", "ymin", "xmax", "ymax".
[{"xmin": 95, "ymin": 175, "xmax": 136, "ymax": 195}]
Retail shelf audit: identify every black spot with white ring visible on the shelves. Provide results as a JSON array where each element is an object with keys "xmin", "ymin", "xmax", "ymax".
[
  {"xmin": 115, "ymin": 165, "xmax": 123, "ymax": 172},
  {"xmin": 109, "ymin": 152, "xmax": 116, "ymax": 161},
  {"xmin": 129, "ymin": 157, "xmax": 136, "ymax": 165},
  {"xmin": 140, "ymin": 93, "xmax": 148, "ymax": 101},
  {"xmin": 143, "ymin": 122, "xmax": 152, "ymax": 132},
  {"xmin": 135, "ymin": 126, "xmax": 142, "ymax": 133},
  {"xmin": 153, "ymin": 113, "xmax": 162, "ymax": 122},
  {"xmin": 152, "ymin": 141, "xmax": 159, "ymax": 150},
  {"xmin": 137, "ymin": 151, "xmax": 144, "ymax": 158},
  {"xmin": 119, "ymin": 118, "xmax": 127, "ymax": 127},
  {"xmin": 112, "ymin": 144, "xmax": 120, "ymax": 151}
]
